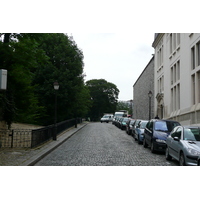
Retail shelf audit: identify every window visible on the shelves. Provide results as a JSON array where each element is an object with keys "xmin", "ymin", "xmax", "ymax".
[
  {"xmin": 197, "ymin": 42, "xmax": 200, "ymax": 66},
  {"xmin": 170, "ymin": 61, "xmax": 180, "ymax": 112},
  {"xmin": 177, "ymin": 84, "xmax": 180, "ymax": 109},
  {"xmin": 198, "ymin": 71, "xmax": 200, "ymax": 103},
  {"xmin": 192, "ymin": 74, "xmax": 195, "ymax": 105},
  {"xmin": 170, "ymin": 34, "xmax": 172, "ymax": 54},
  {"xmin": 191, "ymin": 46, "xmax": 195, "ymax": 69},
  {"xmin": 157, "ymin": 45, "xmax": 163, "ymax": 68},
  {"xmin": 171, "ymin": 67, "xmax": 173, "ymax": 85},
  {"xmin": 173, "ymin": 64, "xmax": 176, "ymax": 83},
  {"xmin": 177, "ymin": 33, "xmax": 180, "ymax": 46},
  {"xmin": 177, "ymin": 61, "xmax": 180, "ymax": 80},
  {"xmin": 173, "ymin": 33, "xmax": 176, "ymax": 50},
  {"xmin": 171, "ymin": 127, "xmax": 179, "ymax": 137},
  {"xmin": 169, "ymin": 33, "xmax": 180, "ymax": 55},
  {"xmin": 171, "ymin": 88, "xmax": 173, "ymax": 111}
]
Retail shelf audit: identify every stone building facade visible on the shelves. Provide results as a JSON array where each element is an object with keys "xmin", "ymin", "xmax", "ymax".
[
  {"xmin": 152, "ymin": 33, "xmax": 200, "ymax": 126},
  {"xmin": 133, "ymin": 56, "xmax": 154, "ymax": 120}
]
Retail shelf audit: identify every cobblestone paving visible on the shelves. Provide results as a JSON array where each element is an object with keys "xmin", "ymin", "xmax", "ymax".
[{"xmin": 35, "ymin": 122, "xmax": 179, "ymax": 166}]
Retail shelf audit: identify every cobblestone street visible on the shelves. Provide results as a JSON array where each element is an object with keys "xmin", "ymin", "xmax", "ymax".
[{"xmin": 35, "ymin": 122, "xmax": 179, "ymax": 166}]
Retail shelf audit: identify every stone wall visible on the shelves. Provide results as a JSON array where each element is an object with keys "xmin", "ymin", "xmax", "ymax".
[
  {"xmin": 133, "ymin": 57, "xmax": 155, "ymax": 120},
  {"xmin": 0, "ymin": 122, "xmax": 44, "ymax": 148}
]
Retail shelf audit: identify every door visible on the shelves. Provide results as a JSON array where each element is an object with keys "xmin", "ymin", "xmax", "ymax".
[
  {"xmin": 170, "ymin": 127, "xmax": 182, "ymax": 160},
  {"xmin": 145, "ymin": 121, "xmax": 153, "ymax": 146}
]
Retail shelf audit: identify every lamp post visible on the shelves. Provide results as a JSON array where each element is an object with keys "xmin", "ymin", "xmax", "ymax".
[
  {"xmin": 53, "ymin": 81, "xmax": 59, "ymax": 140},
  {"xmin": 148, "ymin": 90, "xmax": 152, "ymax": 120}
]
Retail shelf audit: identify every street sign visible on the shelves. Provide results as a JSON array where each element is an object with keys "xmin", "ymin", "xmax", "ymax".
[{"xmin": 0, "ymin": 69, "xmax": 7, "ymax": 90}]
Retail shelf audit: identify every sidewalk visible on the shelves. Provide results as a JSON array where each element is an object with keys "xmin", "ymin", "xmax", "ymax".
[{"xmin": 0, "ymin": 122, "xmax": 88, "ymax": 166}]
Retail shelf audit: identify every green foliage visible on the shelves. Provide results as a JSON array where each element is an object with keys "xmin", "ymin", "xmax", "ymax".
[
  {"xmin": 0, "ymin": 33, "xmax": 46, "ymax": 127},
  {"xmin": 0, "ymin": 33, "xmax": 90, "ymax": 126},
  {"xmin": 117, "ymin": 101, "xmax": 132, "ymax": 116},
  {"xmin": 33, "ymin": 33, "xmax": 89, "ymax": 125},
  {"xmin": 86, "ymin": 79, "xmax": 119, "ymax": 121}
]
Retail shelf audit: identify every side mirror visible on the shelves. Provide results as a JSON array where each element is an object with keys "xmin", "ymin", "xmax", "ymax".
[{"xmin": 174, "ymin": 137, "xmax": 180, "ymax": 141}]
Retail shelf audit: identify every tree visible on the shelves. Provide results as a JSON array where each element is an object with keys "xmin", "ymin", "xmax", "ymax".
[
  {"xmin": 0, "ymin": 33, "xmax": 90, "ymax": 127},
  {"xmin": 86, "ymin": 79, "xmax": 119, "ymax": 121},
  {"xmin": 0, "ymin": 33, "xmax": 48, "ymax": 127},
  {"xmin": 117, "ymin": 101, "xmax": 132, "ymax": 116},
  {"xmin": 33, "ymin": 33, "xmax": 89, "ymax": 125}
]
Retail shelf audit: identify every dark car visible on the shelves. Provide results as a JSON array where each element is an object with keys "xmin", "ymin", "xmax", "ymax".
[
  {"xmin": 115, "ymin": 117, "xmax": 123, "ymax": 128},
  {"xmin": 119, "ymin": 117, "xmax": 129, "ymax": 130},
  {"xmin": 126, "ymin": 119, "xmax": 136, "ymax": 135},
  {"xmin": 143, "ymin": 119, "xmax": 180, "ymax": 153},
  {"xmin": 198, "ymin": 157, "xmax": 200, "ymax": 166}
]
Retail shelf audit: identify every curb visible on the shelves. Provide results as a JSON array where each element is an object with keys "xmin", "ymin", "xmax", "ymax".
[{"xmin": 20, "ymin": 123, "xmax": 88, "ymax": 166}]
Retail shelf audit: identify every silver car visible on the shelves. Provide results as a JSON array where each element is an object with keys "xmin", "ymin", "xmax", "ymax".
[{"xmin": 166, "ymin": 126, "xmax": 200, "ymax": 166}]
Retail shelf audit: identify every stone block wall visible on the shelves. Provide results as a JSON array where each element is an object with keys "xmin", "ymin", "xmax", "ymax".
[{"xmin": 133, "ymin": 57, "xmax": 154, "ymax": 120}]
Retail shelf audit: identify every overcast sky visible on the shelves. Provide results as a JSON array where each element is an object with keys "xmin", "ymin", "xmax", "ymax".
[{"xmin": 72, "ymin": 33, "xmax": 155, "ymax": 101}]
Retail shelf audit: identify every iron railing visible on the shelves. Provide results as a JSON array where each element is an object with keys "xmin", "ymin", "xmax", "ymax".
[
  {"xmin": 31, "ymin": 118, "xmax": 82, "ymax": 148},
  {"xmin": 0, "ymin": 118, "xmax": 82, "ymax": 148}
]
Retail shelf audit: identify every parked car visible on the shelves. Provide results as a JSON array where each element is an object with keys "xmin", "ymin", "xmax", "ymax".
[
  {"xmin": 197, "ymin": 157, "xmax": 200, "ymax": 166},
  {"xmin": 119, "ymin": 117, "xmax": 129, "ymax": 130},
  {"xmin": 126, "ymin": 119, "xmax": 136, "ymax": 135},
  {"xmin": 112, "ymin": 111, "xmax": 127, "ymax": 124},
  {"xmin": 134, "ymin": 120, "xmax": 148, "ymax": 144},
  {"xmin": 143, "ymin": 119, "xmax": 180, "ymax": 153},
  {"xmin": 100, "ymin": 114, "xmax": 113, "ymax": 123},
  {"xmin": 132, "ymin": 119, "xmax": 142, "ymax": 137},
  {"xmin": 115, "ymin": 117, "xmax": 123, "ymax": 128},
  {"xmin": 165, "ymin": 126, "xmax": 200, "ymax": 166}
]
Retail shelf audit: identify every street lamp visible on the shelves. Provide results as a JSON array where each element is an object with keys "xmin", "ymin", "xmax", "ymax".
[
  {"xmin": 148, "ymin": 90, "xmax": 152, "ymax": 120},
  {"xmin": 53, "ymin": 81, "xmax": 59, "ymax": 140}
]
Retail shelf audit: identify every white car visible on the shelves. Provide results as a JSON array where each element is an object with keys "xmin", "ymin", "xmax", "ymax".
[{"xmin": 100, "ymin": 115, "xmax": 113, "ymax": 123}]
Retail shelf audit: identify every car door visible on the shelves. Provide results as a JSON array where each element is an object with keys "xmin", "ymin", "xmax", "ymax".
[
  {"xmin": 169, "ymin": 127, "xmax": 182, "ymax": 160},
  {"xmin": 145, "ymin": 120, "xmax": 153, "ymax": 146}
]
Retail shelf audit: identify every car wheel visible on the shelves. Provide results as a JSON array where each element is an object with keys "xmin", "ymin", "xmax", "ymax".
[
  {"xmin": 143, "ymin": 138, "xmax": 148, "ymax": 148},
  {"xmin": 134, "ymin": 134, "xmax": 137, "ymax": 141},
  {"xmin": 165, "ymin": 146, "xmax": 172, "ymax": 161},
  {"xmin": 151, "ymin": 141, "xmax": 155, "ymax": 153},
  {"xmin": 179, "ymin": 152, "xmax": 186, "ymax": 166}
]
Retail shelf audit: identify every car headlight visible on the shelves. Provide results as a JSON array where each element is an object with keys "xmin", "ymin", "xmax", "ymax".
[
  {"xmin": 156, "ymin": 139, "xmax": 166, "ymax": 143},
  {"xmin": 188, "ymin": 148, "xmax": 200, "ymax": 156}
]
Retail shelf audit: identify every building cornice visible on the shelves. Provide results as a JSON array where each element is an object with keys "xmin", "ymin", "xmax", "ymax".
[{"xmin": 152, "ymin": 33, "xmax": 165, "ymax": 48}]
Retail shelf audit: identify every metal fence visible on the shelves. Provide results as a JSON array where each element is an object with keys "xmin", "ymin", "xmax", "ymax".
[
  {"xmin": 31, "ymin": 118, "xmax": 82, "ymax": 148},
  {"xmin": 0, "ymin": 118, "xmax": 82, "ymax": 148}
]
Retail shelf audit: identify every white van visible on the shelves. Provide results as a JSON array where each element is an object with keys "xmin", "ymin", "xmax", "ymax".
[
  {"xmin": 112, "ymin": 111, "xmax": 127, "ymax": 124},
  {"xmin": 100, "ymin": 114, "xmax": 113, "ymax": 123}
]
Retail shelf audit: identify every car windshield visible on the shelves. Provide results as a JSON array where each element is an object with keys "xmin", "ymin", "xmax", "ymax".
[
  {"xmin": 184, "ymin": 128, "xmax": 200, "ymax": 141},
  {"xmin": 140, "ymin": 121, "xmax": 148, "ymax": 129},
  {"xmin": 103, "ymin": 115, "xmax": 109, "ymax": 118},
  {"xmin": 155, "ymin": 121, "xmax": 179, "ymax": 132},
  {"xmin": 123, "ymin": 118, "xmax": 129, "ymax": 122},
  {"xmin": 115, "ymin": 114, "xmax": 123, "ymax": 117},
  {"xmin": 130, "ymin": 120, "xmax": 135, "ymax": 125}
]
